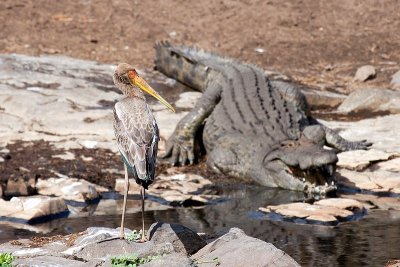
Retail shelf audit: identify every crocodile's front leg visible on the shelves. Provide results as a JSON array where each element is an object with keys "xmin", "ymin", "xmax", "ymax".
[
  {"xmin": 323, "ymin": 126, "xmax": 372, "ymax": 151},
  {"xmin": 163, "ymin": 81, "xmax": 222, "ymax": 165}
]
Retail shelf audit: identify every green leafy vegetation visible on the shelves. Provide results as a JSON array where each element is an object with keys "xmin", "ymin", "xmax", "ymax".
[
  {"xmin": 125, "ymin": 230, "xmax": 145, "ymax": 242},
  {"xmin": 111, "ymin": 253, "xmax": 161, "ymax": 267},
  {"xmin": 0, "ymin": 253, "xmax": 14, "ymax": 267}
]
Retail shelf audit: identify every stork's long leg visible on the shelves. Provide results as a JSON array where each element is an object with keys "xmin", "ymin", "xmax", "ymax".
[
  {"xmin": 140, "ymin": 186, "xmax": 146, "ymax": 242},
  {"xmin": 119, "ymin": 164, "xmax": 130, "ymax": 239}
]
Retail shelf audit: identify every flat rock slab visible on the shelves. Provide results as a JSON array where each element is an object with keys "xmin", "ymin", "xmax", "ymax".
[
  {"xmin": 337, "ymin": 149, "xmax": 393, "ymax": 171},
  {"xmin": 259, "ymin": 198, "xmax": 365, "ymax": 225},
  {"xmin": 0, "ymin": 54, "xmax": 193, "ymax": 151},
  {"xmin": 337, "ymin": 168, "xmax": 400, "ymax": 194},
  {"xmin": 0, "ymin": 195, "xmax": 68, "ymax": 224},
  {"xmin": 191, "ymin": 228, "xmax": 300, "ymax": 267},
  {"xmin": 343, "ymin": 194, "xmax": 400, "ymax": 210},
  {"xmin": 321, "ymin": 114, "xmax": 400, "ymax": 155}
]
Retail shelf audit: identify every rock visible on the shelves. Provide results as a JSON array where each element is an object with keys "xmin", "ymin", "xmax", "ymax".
[
  {"xmin": 391, "ymin": 70, "xmax": 400, "ymax": 89},
  {"xmin": 5, "ymin": 177, "xmax": 36, "ymax": 197},
  {"xmin": 337, "ymin": 149, "xmax": 392, "ymax": 171},
  {"xmin": 13, "ymin": 256, "xmax": 88, "ymax": 267},
  {"xmin": 0, "ymin": 225, "xmax": 303, "ymax": 267},
  {"xmin": 115, "ymin": 178, "xmax": 141, "ymax": 194},
  {"xmin": 321, "ymin": 114, "xmax": 400, "ymax": 154},
  {"xmin": 191, "ymin": 228, "xmax": 300, "ymax": 267},
  {"xmin": 385, "ymin": 259, "xmax": 400, "ymax": 267},
  {"xmin": 354, "ymin": 65, "xmax": 376, "ymax": 82},
  {"xmin": 0, "ymin": 195, "xmax": 68, "ymax": 223},
  {"xmin": 52, "ymin": 151, "xmax": 75, "ymax": 160},
  {"xmin": 0, "ymin": 54, "xmax": 194, "ymax": 150},
  {"xmin": 315, "ymin": 198, "xmax": 364, "ymax": 210},
  {"xmin": 259, "ymin": 198, "xmax": 365, "ymax": 225},
  {"xmin": 301, "ymin": 88, "xmax": 346, "ymax": 108},
  {"xmin": 337, "ymin": 169, "xmax": 400, "ymax": 194},
  {"xmin": 36, "ymin": 177, "xmax": 108, "ymax": 204},
  {"xmin": 345, "ymin": 194, "xmax": 400, "ymax": 211},
  {"xmin": 174, "ymin": 92, "xmax": 202, "ymax": 109},
  {"xmin": 337, "ymin": 88, "xmax": 400, "ymax": 114},
  {"xmin": 375, "ymin": 157, "xmax": 400, "ymax": 172},
  {"xmin": 148, "ymin": 222, "xmax": 206, "ymax": 255},
  {"xmin": 141, "ymin": 253, "xmax": 192, "ymax": 267},
  {"xmin": 148, "ymin": 173, "xmax": 219, "ymax": 206}
]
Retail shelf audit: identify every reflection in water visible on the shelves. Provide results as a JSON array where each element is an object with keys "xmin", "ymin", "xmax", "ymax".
[{"xmin": 1, "ymin": 185, "xmax": 400, "ymax": 267}]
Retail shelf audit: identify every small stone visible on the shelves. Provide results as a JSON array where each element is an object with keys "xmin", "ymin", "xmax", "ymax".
[
  {"xmin": 391, "ymin": 70, "xmax": 400, "ymax": 88},
  {"xmin": 169, "ymin": 31, "xmax": 177, "ymax": 38},
  {"xmin": 52, "ymin": 151, "xmax": 75, "ymax": 160},
  {"xmin": 5, "ymin": 177, "xmax": 36, "ymax": 197},
  {"xmin": 354, "ymin": 65, "xmax": 376, "ymax": 82},
  {"xmin": 254, "ymin": 47, "xmax": 265, "ymax": 54}
]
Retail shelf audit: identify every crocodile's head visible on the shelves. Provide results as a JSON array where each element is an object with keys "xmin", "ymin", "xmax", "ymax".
[{"xmin": 262, "ymin": 140, "xmax": 338, "ymax": 195}]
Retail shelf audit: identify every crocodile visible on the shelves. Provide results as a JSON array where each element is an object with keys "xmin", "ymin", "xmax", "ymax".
[{"xmin": 155, "ymin": 41, "xmax": 371, "ymax": 194}]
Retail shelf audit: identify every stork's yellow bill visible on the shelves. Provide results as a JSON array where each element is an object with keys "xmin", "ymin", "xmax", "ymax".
[{"xmin": 128, "ymin": 70, "xmax": 175, "ymax": 113}]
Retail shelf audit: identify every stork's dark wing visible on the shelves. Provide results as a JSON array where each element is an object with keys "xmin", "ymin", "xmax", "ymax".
[{"xmin": 113, "ymin": 99, "xmax": 159, "ymax": 188}]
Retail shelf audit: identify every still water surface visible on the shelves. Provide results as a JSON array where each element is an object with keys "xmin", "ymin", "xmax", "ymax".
[{"xmin": 2, "ymin": 185, "xmax": 400, "ymax": 267}]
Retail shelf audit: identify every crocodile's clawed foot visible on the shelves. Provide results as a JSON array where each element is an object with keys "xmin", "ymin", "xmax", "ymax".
[
  {"xmin": 347, "ymin": 140, "xmax": 373, "ymax": 151},
  {"xmin": 162, "ymin": 136, "xmax": 196, "ymax": 166}
]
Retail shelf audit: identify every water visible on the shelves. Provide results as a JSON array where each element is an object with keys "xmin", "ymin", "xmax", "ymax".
[{"xmin": 1, "ymin": 185, "xmax": 400, "ymax": 266}]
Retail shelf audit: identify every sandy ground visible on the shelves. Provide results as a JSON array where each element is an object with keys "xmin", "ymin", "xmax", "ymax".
[{"xmin": 1, "ymin": 0, "xmax": 399, "ymax": 92}]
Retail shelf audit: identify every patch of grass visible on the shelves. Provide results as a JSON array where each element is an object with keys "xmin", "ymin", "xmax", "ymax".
[
  {"xmin": 0, "ymin": 252, "xmax": 14, "ymax": 267},
  {"xmin": 111, "ymin": 253, "xmax": 161, "ymax": 267},
  {"xmin": 125, "ymin": 230, "xmax": 145, "ymax": 242}
]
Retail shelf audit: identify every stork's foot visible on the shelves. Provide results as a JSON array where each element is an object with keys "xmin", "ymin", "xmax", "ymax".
[
  {"xmin": 119, "ymin": 229, "xmax": 125, "ymax": 240},
  {"xmin": 139, "ymin": 236, "xmax": 148, "ymax": 243}
]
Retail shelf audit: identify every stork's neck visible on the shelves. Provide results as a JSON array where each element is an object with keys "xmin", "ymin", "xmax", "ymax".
[{"xmin": 120, "ymin": 83, "xmax": 146, "ymax": 99}]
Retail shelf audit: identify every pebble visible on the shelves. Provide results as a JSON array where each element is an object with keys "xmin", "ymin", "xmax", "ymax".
[
  {"xmin": 354, "ymin": 65, "xmax": 376, "ymax": 82},
  {"xmin": 391, "ymin": 70, "xmax": 400, "ymax": 88}
]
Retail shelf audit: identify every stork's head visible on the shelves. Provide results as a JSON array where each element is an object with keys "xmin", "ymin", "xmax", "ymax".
[{"xmin": 113, "ymin": 63, "xmax": 175, "ymax": 112}]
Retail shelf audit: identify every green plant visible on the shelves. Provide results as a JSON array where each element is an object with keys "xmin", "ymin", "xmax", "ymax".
[
  {"xmin": 0, "ymin": 253, "xmax": 14, "ymax": 267},
  {"xmin": 125, "ymin": 230, "xmax": 145, "ymax": 242},
  {"xmin": 111, "ymin": 253, "xmax": 161, "ymax": 267}
]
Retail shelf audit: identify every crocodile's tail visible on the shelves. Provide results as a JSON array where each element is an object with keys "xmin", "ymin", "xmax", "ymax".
[{"xmin": 154, "ymin": 41, "xmax": 228, "ymax": 92}]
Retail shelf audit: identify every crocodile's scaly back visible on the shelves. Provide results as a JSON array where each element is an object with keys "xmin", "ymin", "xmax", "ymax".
[{"xmin": 155, "ymin": 41, "xmax": 303, "ymax": 147}]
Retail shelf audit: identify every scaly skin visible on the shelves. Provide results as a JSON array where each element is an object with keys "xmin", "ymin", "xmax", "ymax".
[{"xmin": 155, "ymin": 41, "xmax": 371, "ymax": 194}]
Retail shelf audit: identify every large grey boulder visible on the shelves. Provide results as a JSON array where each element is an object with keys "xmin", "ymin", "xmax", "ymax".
[
  {"xmin": 337, "ymin": 88, "xmax": 400, "ymax": 114},
  {"xmin": 191, "ymin": 228, "xmax": 300, "ymax": 267},
  {"xmin": 148, "ymin": 222, "xmax": 206, "ymax": 255}
]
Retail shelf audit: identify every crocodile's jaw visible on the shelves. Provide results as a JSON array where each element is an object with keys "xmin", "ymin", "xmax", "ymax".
[{"xmin": 264, "ymin": 159, "xmax": 337, "ymax": 195}]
